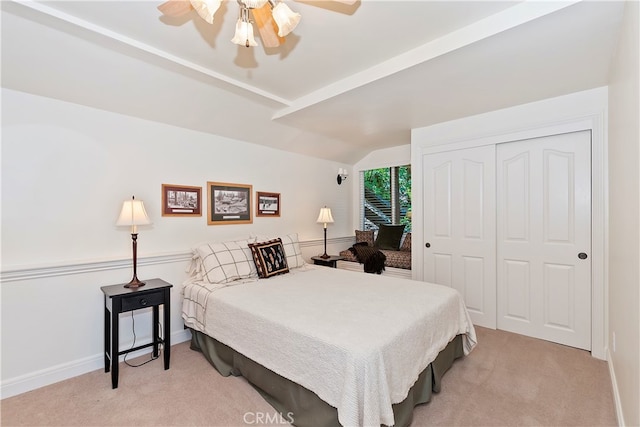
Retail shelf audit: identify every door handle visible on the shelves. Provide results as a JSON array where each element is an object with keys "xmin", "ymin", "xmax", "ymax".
[{"xmin": 578, "ymin": 252, "xmax": 588, "ymax": 260}]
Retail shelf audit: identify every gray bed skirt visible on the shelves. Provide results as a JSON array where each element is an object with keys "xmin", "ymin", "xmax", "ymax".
[{"xmin": 189, "ymin": 328, "xmax": 464, "ymax": 427}]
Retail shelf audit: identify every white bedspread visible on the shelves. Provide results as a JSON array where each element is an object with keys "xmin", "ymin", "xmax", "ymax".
[{"xmin": 182, "ymin": 265, "xmax": 476, "ymax": 427}]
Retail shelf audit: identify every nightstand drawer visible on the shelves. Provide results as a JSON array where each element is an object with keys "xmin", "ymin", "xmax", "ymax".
[{"xmin": 121, "ymin": 290, "xmax": 164, "ymax": 312}]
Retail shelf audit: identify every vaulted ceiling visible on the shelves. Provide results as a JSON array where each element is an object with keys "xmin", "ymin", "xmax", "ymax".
[{"xmin": 1, "ymin": 1, "xmax": 626, "ymax": 162}]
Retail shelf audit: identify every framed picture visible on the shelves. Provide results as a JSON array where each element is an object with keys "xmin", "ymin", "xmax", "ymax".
[
  {"xmin": 256, "ymin": 192, "xmax": 281, "ymax": 217},
  {"xmin": 207, "ymin": 181, "xmax": 253, "ymax": 225},
  {"xmin": 161, "ymin": 184, "xmax": 202, "ymax": 217}
]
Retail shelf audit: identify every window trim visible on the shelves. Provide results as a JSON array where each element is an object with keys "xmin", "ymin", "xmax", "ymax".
[{"xmin": 360, "ymin": 165, "xmax": 411, "ymax": 231}]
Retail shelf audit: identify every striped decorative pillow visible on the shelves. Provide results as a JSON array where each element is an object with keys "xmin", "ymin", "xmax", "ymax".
[{"xmin": 248, "ymin": 238, "xmax": 290, "ymax": 278}]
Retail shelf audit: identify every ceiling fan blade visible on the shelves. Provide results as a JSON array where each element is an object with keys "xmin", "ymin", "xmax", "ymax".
[
  {"xmin": 251, "ymin": 4, "xmax": 284, "ymax": 48},
  {"xmin": 157, "ymin": 0, "xmax": 194, "ymax": 18}
]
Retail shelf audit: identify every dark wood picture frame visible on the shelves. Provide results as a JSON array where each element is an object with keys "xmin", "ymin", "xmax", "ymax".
[
  {"xmin": 161, "ymin": 184, "xmax": 202, "ymax": 217},
  {"xmin": 256, "ymin": 192, "xmax": 281, "ymax": 217},
  {"xmin": 207, "ymin": 181, "xmax": 253, "ymax": 225}
]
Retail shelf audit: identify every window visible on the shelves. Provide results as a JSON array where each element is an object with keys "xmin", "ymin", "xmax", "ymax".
[{"xmin": 360, "ymin": 165, "xmax": 411, "ymax": 232}]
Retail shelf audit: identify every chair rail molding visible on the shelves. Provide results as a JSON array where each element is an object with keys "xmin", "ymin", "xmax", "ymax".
[{"xmin": 0, "ymin": 237, "xmax": 354, "ymax": 283}]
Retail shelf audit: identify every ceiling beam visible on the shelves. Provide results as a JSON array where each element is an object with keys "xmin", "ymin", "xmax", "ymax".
[{"xmin": 272, "ymin": 0, "xmax": 582, "ymax": 120}]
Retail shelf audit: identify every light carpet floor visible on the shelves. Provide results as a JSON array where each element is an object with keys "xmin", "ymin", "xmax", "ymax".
[{"xmin": 1, "ymin": 327, "xmax": 617, "ymax": 426}]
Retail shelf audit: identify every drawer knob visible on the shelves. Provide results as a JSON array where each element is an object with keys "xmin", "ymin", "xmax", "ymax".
[{"xmin": 140, "ymin": 298, "xmax": 148, "ymax": 306}]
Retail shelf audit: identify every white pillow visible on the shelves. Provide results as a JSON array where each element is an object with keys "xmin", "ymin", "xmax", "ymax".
[
  {"xmin": 253, "ymin": 233, "xmax": 306, "ymax": 269},
  {"xmin": 195, "ymin": 239, "xmax": 258, "ymax": 284},
  {"xmin": 278, "ymin": 233, "xmax": 306, "ymax": 269}
]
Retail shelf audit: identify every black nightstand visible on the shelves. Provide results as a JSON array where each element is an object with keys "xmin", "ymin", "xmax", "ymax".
[
  {"xmin": 311, "ymin": 255, "xmax": 345, "ymax": 268},
  {"xmin": 101, "ymin": 278, "xmax": 173, "ymax": 389}
]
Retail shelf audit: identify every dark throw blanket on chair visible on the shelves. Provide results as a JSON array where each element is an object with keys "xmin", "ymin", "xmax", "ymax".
[{"xmin": 349, "ymin": 242, "xmax": 386, "ymax": 274}]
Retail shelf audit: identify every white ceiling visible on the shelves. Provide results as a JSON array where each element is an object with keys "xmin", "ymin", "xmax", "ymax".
[{"xmin": 1, "ymin": 0, "xmax": 626, "ymax": 163}]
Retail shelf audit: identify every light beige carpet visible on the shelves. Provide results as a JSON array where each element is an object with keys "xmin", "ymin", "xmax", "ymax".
[{"xmin": 1, "ymin": 327, "xmax": 617, "ymax": 426}]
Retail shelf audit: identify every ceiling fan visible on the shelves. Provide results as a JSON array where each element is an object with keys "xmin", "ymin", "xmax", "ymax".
[{"xmin": 157, "ymin": 0, "xmax": 356, "ymax": 48}]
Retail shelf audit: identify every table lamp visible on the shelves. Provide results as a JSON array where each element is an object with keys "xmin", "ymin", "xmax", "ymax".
[
  {"xmin": 316, "ymin": 206, "xmax": 334, "ymax": 259},
  {"xmin": 116, "ymin": 196, "xmax": 151, "ymax": 288}
]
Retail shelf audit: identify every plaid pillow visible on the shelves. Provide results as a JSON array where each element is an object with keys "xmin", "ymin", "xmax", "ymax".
[
  {"xmin": 254, "ymin": 233, "xmax": 306, "ymax": 269},
  {"xmin": 248, "ymin": 238, "xmax": 290, "ymax": 278},
  {"xmin": 279, "ymin": 233, "xmax": 306, "ymax": 269},
  {"xmin": 195, "ymin": 239, "xmax": 258, "ymax": 284}
]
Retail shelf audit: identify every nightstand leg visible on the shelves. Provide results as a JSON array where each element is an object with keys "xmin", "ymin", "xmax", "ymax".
[
  {"xmin": 152, "ymin": 305, "xmax": 159, "ymax": 358},
  {"xmin": 163, "ymin": 288, "xmax": 171, "ymax": 370},
  {"xmin": 111, "ymin": 299, "xmax": 121, "ymax": 389},
  {"xmin": 104, "ymin": 302, "xmax": 110, "ymax": 373}
]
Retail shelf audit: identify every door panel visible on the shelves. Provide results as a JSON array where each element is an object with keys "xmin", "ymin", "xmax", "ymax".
[
  {"xmin": 462, "ymin": 256, "xmax": 485, "ymax": 312},
  {"xmin": 497, "ymin": 131, "xmax": 591, "ymax": 350},
  {"xmin": 433, "ymin": 162, "xmax": 452, "ymax": 237},
  {"xmin": 504, "ymin": 259, "xmax": 531, "ymax": 321},
  {"xmin": 423, "ymin": 145, "xmax": 496, "ymax": 328},
  {"xmin": 503, "ymin": 152, "xmax": 530, "ymax": 241},
  {"xmin": 433, "ymin": 253, "xmax": 453, "ymax": 286}
]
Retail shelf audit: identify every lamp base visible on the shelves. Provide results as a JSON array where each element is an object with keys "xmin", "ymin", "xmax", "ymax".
[
  {"xmin": 319, "ymin": 227, "xmax": 331, "ymax": 259},
  {"xmin": 124, "ymin": 277, "xmax": 146, "ymax": 288},
  {"xmin": 125, "ymin": 233, "xmax": 145, "ymax": 288}
]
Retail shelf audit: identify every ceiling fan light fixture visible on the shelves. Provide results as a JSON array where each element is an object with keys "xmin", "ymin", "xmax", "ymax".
[
  {"xmin": 232, "ymin": 12, "xmax": 258, "ymax": 48},
  {"xmin": 189, "ymin": 0, "xmax": 221, "ymax": 24},
  {"xmin": 271, "ymin": 1, "xmax": 301, "ymax": 37},
  {"xmin": 242, "ymin": 0, "xmax": 269, "ymax": 9}
]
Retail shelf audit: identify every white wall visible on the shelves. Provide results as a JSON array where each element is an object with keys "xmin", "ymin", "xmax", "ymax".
[
  {"xmin": 607, "ymin": 1, "xmax": 640, "ymax": 425},
  {"xmin": 0, "ymin": 88, "xmax": 352, "ymax": 397}
]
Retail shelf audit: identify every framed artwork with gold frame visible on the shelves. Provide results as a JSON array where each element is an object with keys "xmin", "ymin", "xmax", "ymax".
[{"xmin": 207, "ymin": 181, "xmax": 252, "ymax": 225}]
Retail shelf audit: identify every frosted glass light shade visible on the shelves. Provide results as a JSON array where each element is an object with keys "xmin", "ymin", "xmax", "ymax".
[
  {"xmin": 271, "ymin": 2, "xmax": 301, "ymax": 37},
  {"xmin": 189, "ymin": 0, "xmax": 221, "ymax": 24},
  {"xmin": 116, "ymin": 197, "xmax": 151, "ymax": 233},
  {"xmin": 232, "ymin": 19, "xmax": 258, "ymax": 47},
  {"xmin": 316, "ymin": 207, "xmax": 334, "ymax": 225},
  {"xmin": 242, "ymin": 0, "xmax": 268, "ymax": 9}
]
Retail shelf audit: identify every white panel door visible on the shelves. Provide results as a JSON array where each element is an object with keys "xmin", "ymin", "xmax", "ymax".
[
  {"xmin": 496, "ymin": 131, "xmax": 591, "ymax": 349},
  {"xmin": 423, "ymin": 145, "xmax": 496, "ymax": 328}
]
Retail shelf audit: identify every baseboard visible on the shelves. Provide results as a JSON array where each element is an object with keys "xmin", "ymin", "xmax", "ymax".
[
  {"xmin": 607, "ymin": 348, "xmax": 625, "ymax": 426},
  {"xmin": 1, "ymin": 329, "xmax": 192, "ymax": 400}
]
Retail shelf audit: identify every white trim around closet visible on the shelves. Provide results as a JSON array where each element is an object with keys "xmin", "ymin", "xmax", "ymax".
[{"xmin": 410, "ymin": 87, "xmax": 608, "ymax": 360}]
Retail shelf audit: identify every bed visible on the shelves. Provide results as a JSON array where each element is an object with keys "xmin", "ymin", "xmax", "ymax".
[{"xmin": 181, "ymin": 236, "xmax": 477, "ymax": 427}]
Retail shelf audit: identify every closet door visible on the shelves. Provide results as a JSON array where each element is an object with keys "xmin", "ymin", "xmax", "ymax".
[
  {"xmin": 423, "ymin": 145, "xmax": 496, "ymax": 328},
  {"xmin": 496, "ymin": 131, "xmax": 591, "ymax": 350}
]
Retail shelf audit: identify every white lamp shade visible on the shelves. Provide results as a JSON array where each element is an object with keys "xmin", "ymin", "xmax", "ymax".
[
  {"xmin": 316, "ymin": 207, "xmax": 334, "ymax": 225},
  {"xmin": 189, "ymin": 0, "xmax": 221, "ymax": 24},
  {"xmin": 232, "ymin": 19, "xmax": 258, "ymax": 47},
  {"xmin": 271, "ymin": 2, "xmax": 301, "ymax": 37},
  {"xmin": 242, "ymin": 0, "xmax": 268, "ymax": 8},
  {"xmin": 116, "ymin": 198, "xmax": 151, "ymax": 233}
]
